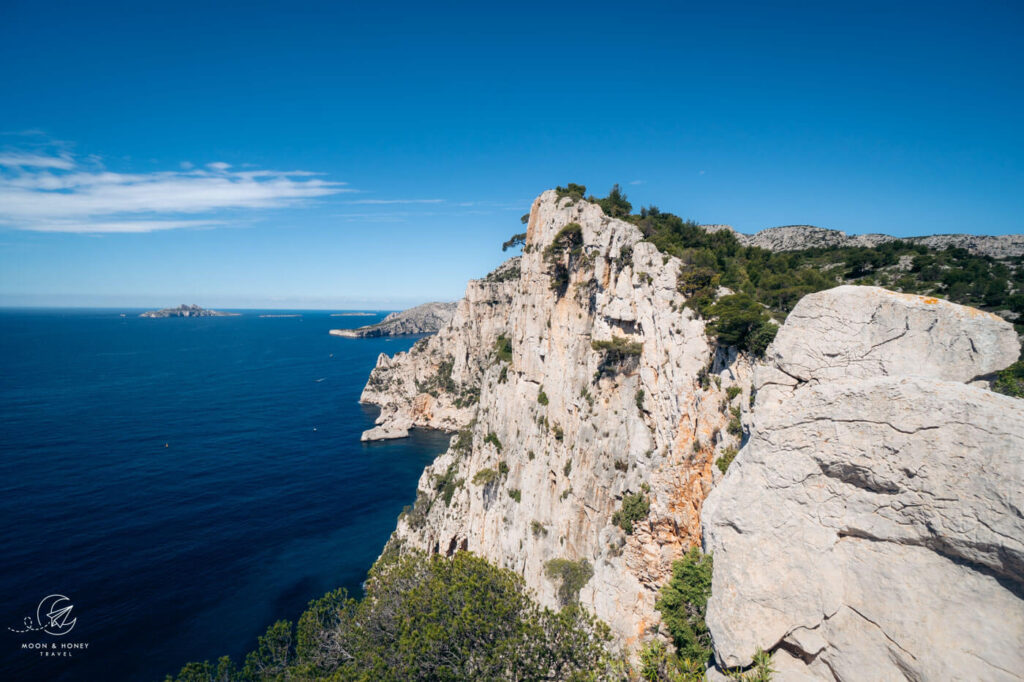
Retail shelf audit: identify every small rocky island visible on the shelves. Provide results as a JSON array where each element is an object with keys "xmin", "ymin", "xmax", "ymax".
[
  {"xmin": 329, "ymin": 301, "xmax": 456, "ymax": 338},
  {"xmin": 140, "ymin": 304, "xmax": 239, "ymax": 318}
]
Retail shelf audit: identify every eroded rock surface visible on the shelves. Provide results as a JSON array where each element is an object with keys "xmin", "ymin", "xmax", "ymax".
[
  {"xmin": 703, "ymin": 287, "xmax": 1024, "ymax": 680},
  {"xmin": 362, "ymin": 190, "xmax": 749, "ymax": 646}
]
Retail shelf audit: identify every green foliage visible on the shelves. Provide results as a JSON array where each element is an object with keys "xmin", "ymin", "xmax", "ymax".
[
  {"xmin": 635, "ymin": 388, "xmax": 645, "ymax": 411},
  {"xmin": 451, "ymin": 428, "xmax": 473, "ymax": 456},
  {"xmin": 498, "ymin": 460, "xmax": 509, "ymax": 475},
  {"xmin": 415, "ymin": 357, "xmax": 458, "ymax": 396},
  {"xmin": 614, "ymin": 458, "xmax": 628, "ymax": 472},
  {"xmin": 472, "ymin": 468, "xmax": 498, "ymax": 486},
  {"xmin": 993, "ymin": 360, "xmax": 1024, "ymax": 398},
  {"xmin": 167, "ymin": 551, "xmax": 619, "ymax": 682},
  {"xmin": 494, "ymin": 334, "xmax": 513, "ymax": 363},
  {"xmin": 508, "ymin": 488, "xmax": 521, "ymax": 503},
  {"xmin": 544, "ymin": 222, "xmax": 585, "ymax": 295},
  {"xmin": 563, "ymin": 459, "xmax": 572, "ymax": 476},
  {"xmin": 537, "ymin": 389, "xmax": 549, "ymax": 405},
  {"xmin": 433, "ymin": 463, "xmax": 463, "ymax": 506},
  {"xmin": 705, "ymin": 294, "xmax": 778, "ymax": 355},
  {"xmin": 484, "ymin": 431, "xmax": 503, "ymax": 452},
  {"xmin": 638, "ymin": 639, "xmax": 705, "ymax": 681},
  {"xmin": 520, "ymin": 213, "xmax": 530, "ymax": 224},
  {"xmin": 716, "ymin": 446, "xmax": 738, "ymax": 474},
  {"xmin": 726, "ymin": 385, "xmax": 742, "ymax": 401},
  {"xmin": 544, "ymin": 558, "xmax": 594, "ymax": 606},
  {"xmin": 656, "ymin": 547, "xmax": 714, "ymax": 665},
  {"xmin": 555, "ymin": 183, "xmax": 587, "ymax": 201},
  {"xmin": 592, "ymin": 184, "xmax": 633, "ymax": 219},
  {"xmin": 592, "ymin": 336, "xmax": 644, "ymax": 377},
  {"xmin": 727, "ymin": 406, "xmax": 743, "ymax": 437},
  {"xmin": 502, "ymin": 232, "xmax": 527, "ymax": 252},
  {"xmin": 531, "ymin": 520, "xmax": 548, "ymax": 537},
  {"xmin": 611, "ymin": 493, "xmax": 650, "ymax": 534}
]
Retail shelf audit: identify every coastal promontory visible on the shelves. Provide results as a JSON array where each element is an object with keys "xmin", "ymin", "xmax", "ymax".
[{"xmin": 329, "ymin": 301, "xmax": 456, "ymax": 338}]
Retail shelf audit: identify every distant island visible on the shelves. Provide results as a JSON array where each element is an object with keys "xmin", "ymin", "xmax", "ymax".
[
  {"xmin": 329, "ymin": 301, "xmax": 456, "ymax": 338},
  {"xmin": 330, "ymin": 312, "xmax": 376, "ymax": 317},
  {"xmin": 140, "ymin": 304, "xmax": 240, "ymax": 318}
]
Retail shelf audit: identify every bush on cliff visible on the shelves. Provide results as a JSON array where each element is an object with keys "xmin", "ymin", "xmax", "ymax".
[
  {"xmin": 993, "ymin": 360, "xmax": 1024, "ymax": 398},
  {"xmin": 611, "ymin": 492, "xmax": 650, "ymax": 534},
  {"xmin": 165, "ymin": 551, "xmax": 618, "ymax": 682},
  {"xmin": 656, "ymin": 547, "xmax": 714, "ymax": 666},
  {"xmin": 544, "ymin": 558, "xmax": 594, "ymax": 607}
]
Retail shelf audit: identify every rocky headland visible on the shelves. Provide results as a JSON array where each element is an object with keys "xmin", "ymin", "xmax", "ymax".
[
  {"xmin": 139, "ymin": 304, "xmax": 239, "ymax": 318},
  {"xmin": 703, "ymin": 223, "xmax": 1024, "ymax": 259},
  {"xmin": 329, "ymin": 301, "xmax": 456, "ymax": 338},
  {"xmin": 356, "ymin": 189, "xmax": 1023, "ymax": 679}
]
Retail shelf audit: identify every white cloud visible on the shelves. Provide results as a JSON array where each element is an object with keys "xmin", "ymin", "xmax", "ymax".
[
  {"xmin": 0, "ymin": 153, "xmax": 75, "ymax": 169},
  {"xmin": 628, "ymin": 180, "xmax": 644, "ymax": 185},
  {"xmin": 0, "ymin": 150, "xmax": 349, "ymax": 233},
  {"xmin": 343, "ymin": 198, "xmax": 443, "ymax": 205}
]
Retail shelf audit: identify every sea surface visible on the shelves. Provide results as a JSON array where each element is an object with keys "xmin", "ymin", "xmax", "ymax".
[{"xmin": 0, "ymin": 309, "xmax": 449, "ymax": 681}]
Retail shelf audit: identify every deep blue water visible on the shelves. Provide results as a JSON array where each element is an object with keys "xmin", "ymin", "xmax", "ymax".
[{"xmin": 0, "ymin": 309, "xmax": 449, "ymax": 681}]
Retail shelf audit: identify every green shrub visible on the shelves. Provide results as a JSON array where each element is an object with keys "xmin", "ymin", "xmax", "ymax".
[
  {"xmin": 635, "ymin": 388, "xmax": 645, "ymax": 411},
  {"xmin": 167, "ymin": 551, "xmax": 618, "ymax": 682},
  {"xmin": 498, "ymin": 461, "xmax": 509, "ymax": 475},
  {"xmin": 484, "ymin": 431, "xmax": 503, "ymax": 452},
  {"xmin": 472, "ymin": 468, "xmax": 498, "ymax": 486},
  {"xmin": 531, "ymin": 520, "xmax": 548, "ymax": 537},
  {"xmin": 656, "ymin": 547, "xmax": 714, "ymax": 665},
  {"xmin": 592, "ymin": 336, "xmax": 644, "ymax": 377},
  {"xmin": 704, "ymin": 294, "xmax": 778, "ymax": 356},
  {"xmin": 726, "ymin": 385, "xmax": 742, "ymax": 401},
  {"xmin": 537, "ymin": 389, "xmax": 549, "ymax": 405},
  {"xmin": 555, "ymin": 183, "xmax": 587, "ymax": 201},
  {"xmin": 727, "ymin": 406, "xmax": 742, "ymax": 437},
  {"xmin": 611, "ymin": 493, "xmax": 650, "ymax": 534},
  {"xmin": 994, "ymin": 360, "xmax": 1024, "ymax": 398},
  {"xmin": 544, "ymin": 558, "xmax": 594, "ymax": 606},
  {"xmin": 433, "ymin": 463, "xmax": 463, "ymax": 506},
  {"xmin": 494, "ymin": 334, "xmax": 513, "ymax": 363},
  {"xmin": 508, "ymin": 488, "xmax": 521, "ymax": 503},
  {"xmin": 563, "ymin": 459, "xmax": 572, "ymax": 476},
  {"xmin": 502, "ymin": 232, "xmax": 526, "ymax": 251},
  {"xmin": 544, "ymin": 222, "xmax": 585, "ymax": 295},
  {"xmin": 716, "ymin": 446, "xmax": 738, "ymax": 474},
  {"xmin": 593, "ymin": 184, "xmax": 632, "ymax": 219},
  {"xmin": 613, "ymin": 459, "xmax": 628, "ymax": 472}
]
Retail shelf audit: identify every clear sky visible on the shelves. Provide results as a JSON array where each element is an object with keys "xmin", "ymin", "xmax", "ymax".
[{"xmin": 1, "ymin": 0, "xmax": 1021, "ymax": 308}]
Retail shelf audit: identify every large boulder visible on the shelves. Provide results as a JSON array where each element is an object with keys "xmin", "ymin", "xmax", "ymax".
[{"xmin": 702, "ymin": 286, "xmax": 1024, "ymax": 681}]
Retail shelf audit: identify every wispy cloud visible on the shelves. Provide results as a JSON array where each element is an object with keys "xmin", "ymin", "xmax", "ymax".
[
  {"xmin": 342, "ymin": 198, "xmax": 444, "ymax": 205},
  {"xmin": 0, "ymin": 147, "xmax": 349, "ymax": 233},
  {"xmin": 0, "ymin": 153, "xmax": 75, "ymax": 169}
]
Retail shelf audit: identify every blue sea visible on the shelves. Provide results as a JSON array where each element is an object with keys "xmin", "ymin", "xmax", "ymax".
[{"xmin": 0, "ymin": 309, "xmax": 449, "ymax": 681}]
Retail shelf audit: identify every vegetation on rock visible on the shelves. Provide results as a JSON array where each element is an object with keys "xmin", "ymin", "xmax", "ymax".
[
  {"xmin": 611, "ymin": 492, "xmax": 650, "ymax": 534},
  {"xmin": 656, "ymin": 547, "xmax": 714, "ymax": 666},
  {"xmin": 165, "ymin": 551, "xmax": 619, "ymax": 681},
  {"xmin": 544, "ymin": 558, "xmax": 594, "ymax": 607}
]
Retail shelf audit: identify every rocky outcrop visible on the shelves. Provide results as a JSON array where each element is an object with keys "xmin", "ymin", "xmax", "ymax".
[
  {"xmin": 139, "ymin": 304, "xmax": 238, "ymax": 318},
  {"xmin": 330, "ymin": 301, "xmax": 456, "ymax": 338},
  {"xmin": 703, "ymin": 224, "xmax": 1024, "ymax": 259},
  {"xmin": 702, "ymin": 287, "xmax": 1023, "ymax": 680},
  {"xmin": 363, "ymin": 190, "xmax": 748, "ymax": 645}
]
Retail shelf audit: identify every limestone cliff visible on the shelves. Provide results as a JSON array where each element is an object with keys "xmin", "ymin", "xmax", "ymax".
[
  {"xmin": 358, "ymin": 189, "xmax": 1024, "ymax": 676},
  {"xmin": 702, "ymin": 287, "xmax": 1023, "ymax": 680},
  {"xmin": 361, "ymin": 190, "xmax": 748, "ymax": 645}
]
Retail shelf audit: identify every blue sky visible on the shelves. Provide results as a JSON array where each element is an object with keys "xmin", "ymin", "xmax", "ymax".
[{"xmin": 1, "ymin": 0, "xmax": 1021, "ymax": 308}]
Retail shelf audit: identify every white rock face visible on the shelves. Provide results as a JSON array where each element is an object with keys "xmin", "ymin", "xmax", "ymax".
[
  {"xmin": 362, "ymin": 190, "xmax": 748, "ymax": 647},
  {"xmin": 702, "ymin": 287, "xmax": 1024, "ymax": 680}
]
